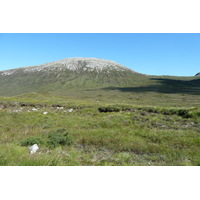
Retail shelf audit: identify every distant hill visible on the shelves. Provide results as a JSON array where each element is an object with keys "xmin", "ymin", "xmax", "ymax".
[
  {"xmin": 0, "ymin": 57, "xmax": 200, "ymax": 97},
  {"xmin": 195, "ymin": 72, "xmax": 200, "ymax": 76},
  {"xmin": 0, "ymin": 57, "xmax": 146, "ymax": 96}
]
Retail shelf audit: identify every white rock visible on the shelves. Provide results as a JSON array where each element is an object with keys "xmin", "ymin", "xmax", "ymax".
[
  {"xmin": 22, "ymin": 57, "xmax": 135, "ymax": 73},
  {"xmin": 68, "ymin": 108, "xmax": 73, "ymax": 112},
  {"xmin": 32, "ymin": 108, "xmax": 38, "ymax": 111},
  {"xmin": 29, "ymin": 144, "xmax": 39, "ymax": 154},
  {"xmin": 57, "ymin": 107, "xmax": 64, "ymax": 110},
  {"xmin": 1, "ymin": 69, "xmax": 17, "ymax": 76},
  {"xmin": 43, "ymin": 112, "xmax": 48, "ymax": 115}
]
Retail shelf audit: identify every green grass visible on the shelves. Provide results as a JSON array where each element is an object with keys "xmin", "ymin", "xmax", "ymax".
[{"xmin": 0, "ymin": 93, "xmax": 200, "ymax": 166}]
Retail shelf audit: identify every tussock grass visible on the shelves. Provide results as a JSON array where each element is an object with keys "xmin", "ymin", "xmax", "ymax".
[{"xmin": 0, "ymin": 94, "xmax": 200, "ymax": 166}]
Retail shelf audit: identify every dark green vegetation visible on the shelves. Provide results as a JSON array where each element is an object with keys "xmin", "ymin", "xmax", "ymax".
[{"xmin": 0, "ymin": 91, "xmax": 200, "ymax": 166}]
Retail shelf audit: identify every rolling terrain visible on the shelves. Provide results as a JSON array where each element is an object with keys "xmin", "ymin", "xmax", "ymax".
[{"xmin": 0, "ymin": 57, "xmax": 200, "ymax": 166}]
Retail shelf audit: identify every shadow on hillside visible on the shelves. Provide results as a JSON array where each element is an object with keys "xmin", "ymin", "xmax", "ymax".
[{"xmin": 102, "ymin": 78, "xmax": 200, "ymax": 95}]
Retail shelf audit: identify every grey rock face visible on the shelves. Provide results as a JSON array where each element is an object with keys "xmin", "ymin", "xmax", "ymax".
[{"xmin": 0, "ymin": 57, "xmax": 137, "ymax": 76}]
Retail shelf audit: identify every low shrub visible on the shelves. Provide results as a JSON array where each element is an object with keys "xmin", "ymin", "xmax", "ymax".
[
  {"xmin": 177, "ymin": 109, "xmax": 192, "ymax": 118},
  {"xmin": 47, "ymin": 128, "xmax": 74, "ymax": 148},
  {"xmin": 98, "ymin": 106, "xmax": 120, "ymax": 112},
  {"xmin": 21, "ymin": 137, "xmax": 45, "ymax": 146}
]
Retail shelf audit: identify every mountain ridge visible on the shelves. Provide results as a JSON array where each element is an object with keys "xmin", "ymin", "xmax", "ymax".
[
  {"xmin": 0, "ymin": 57, "xmax": 145, "ymax": 96},
  {"xmin": 0, "ymin": 57, "xmax": 138, "ymax": 75},
  {"xmin": 0, "ymin": 57, "xmax": 199, "ymax": 97}
]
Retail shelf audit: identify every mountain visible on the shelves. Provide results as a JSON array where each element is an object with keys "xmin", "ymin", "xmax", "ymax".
[
  {"xmin": 0, "ymin": 57, "xmax": 146, "ymax": 96},
  {"xmin": 195, "ymin": 72, "xmax": 200, "ymax": 76}
]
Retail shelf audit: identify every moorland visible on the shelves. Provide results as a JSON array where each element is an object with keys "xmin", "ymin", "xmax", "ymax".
[{"xmin": 0, "ymin": 76, "xmax": 200, "ymax": 166}]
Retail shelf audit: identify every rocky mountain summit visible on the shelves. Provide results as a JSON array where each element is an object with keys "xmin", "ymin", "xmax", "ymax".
[{"xmin": 0, "ymin": 57, "xmax": 137, "ymax": 76}]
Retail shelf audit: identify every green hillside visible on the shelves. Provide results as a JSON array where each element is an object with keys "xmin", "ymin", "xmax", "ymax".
[
  {"xmin": 0, "ymin": 58, "xmax": 148, "ymax": 96},
  {"xmin": 0, "ymin": 57, "xmax": 199, "ymax": 99},
  {"xmin": 0, "ymin": 66, "xmax": 147, "ymax": 96}
]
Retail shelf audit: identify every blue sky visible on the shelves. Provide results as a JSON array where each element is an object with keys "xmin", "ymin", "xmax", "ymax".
[{"xmin": 0, "ymin": 33, "xmax": 199, "ymax": 76}]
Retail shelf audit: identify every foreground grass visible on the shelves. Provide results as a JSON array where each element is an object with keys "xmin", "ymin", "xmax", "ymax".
[{"xmin": 0, "ymin": 94, "xmax": 200, "ymax": 166}]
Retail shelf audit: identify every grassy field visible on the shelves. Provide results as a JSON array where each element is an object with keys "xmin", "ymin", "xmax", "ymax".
[{"xmin": 0, "ymin": 91, "xmax": 200, "ymax": 166}]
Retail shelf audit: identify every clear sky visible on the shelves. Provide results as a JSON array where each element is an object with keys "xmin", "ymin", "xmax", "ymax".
[{"xmin": 0, "ymin": 33, "xmax": 199, "ymax": 76}]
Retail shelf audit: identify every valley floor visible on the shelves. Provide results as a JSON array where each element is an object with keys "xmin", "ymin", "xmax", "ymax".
[{"xmin": 0, "ymin": 93, "xmax": 200, "ymax": 166}]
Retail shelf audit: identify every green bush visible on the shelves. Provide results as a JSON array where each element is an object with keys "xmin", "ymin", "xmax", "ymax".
[
  {"xmin": 98, "ymin": 106, "xmax": 120, "ymax": 112},
  {"xmin": 47, "ymin": 128, "xmax": 74, "ymax": 148},
  {"xmin": 21, "ymin": 137, "xmax": 45, "ymax": 146}
]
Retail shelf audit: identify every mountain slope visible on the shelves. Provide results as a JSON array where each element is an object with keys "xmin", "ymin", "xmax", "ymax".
[
  {"xmin": 0, "ymin": 57, "xmax": 146, "ymax": 96},
  {"xmin": 195, "ymin": 72, "xmax": 200, "ymax": 76},
  {"xmin": 1, "ymin": 57, "xmax": 200, "ymax": 97}
]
